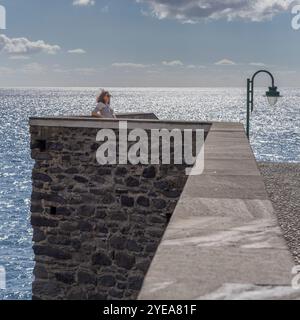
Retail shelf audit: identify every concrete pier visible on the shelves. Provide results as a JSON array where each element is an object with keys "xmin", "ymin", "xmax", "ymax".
[{"xmin": 139, "ymin": 123, "xmax": 299, "ymax": 300}]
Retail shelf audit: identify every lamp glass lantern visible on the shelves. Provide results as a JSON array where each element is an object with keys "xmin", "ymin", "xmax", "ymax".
[{"xmin": 265, "ymin": 86, "xmax": 281, "ymax": 107}]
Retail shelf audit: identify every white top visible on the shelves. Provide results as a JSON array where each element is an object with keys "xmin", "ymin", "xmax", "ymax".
[{"xmin": 93, "ymin": 102, "xmax": 116, "ymax": 119}]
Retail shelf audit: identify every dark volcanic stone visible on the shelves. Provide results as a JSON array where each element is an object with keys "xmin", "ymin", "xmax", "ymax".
[
  {"xmin": 98, "ymin": 275, "xmax": 116, "ymax": 287},
  {"xmin": 152, "ymin": 199, "xmax": 167, "ymax": 209},
  {"xmin": 60, "ymin": 221, "xmax": 78, "ymax": 232},
  {"xmin": 56, "ymin": 207, "xmax": 71, "ymax": 216},
  {"xmin": 110, "ymin": 235, "xmax": 127, "ymax": 250},
  {"xmin": 109, "ymin": 288, "xmax": 123, "ymax": 299},
  {"xmin": 32, "ymin": 181, "xmax": 44, "ymax": 189},
  {"xmin": 136, "ymin": 260, "xmax": 151, "ymax": 273},
  {"xmin": 111, "ymin": 212, "xmax": 127, "ymax": 221},
  {"xmin": 87, "ymin": 292, "xmax": 107, "ymax": 300},
  {"xmin": 43, "ymin": 193, "xmax": 65, "ymax": 204},
  {"xmin": 78, "ymin": 221, "xmax": 93, "ymax": 232},
  {"xmin": 128, "ymin": 276, "xmax": 144, "ymax": 291},
  {"xmin": 48, "ymin": 142, "xmax": 64, "ymax": 151},
  {"xmin": 31, "ymin": 216, "xmax": 58, "ymax": 228},
  {"xmin": 34, "ymin": 153, "xmax": 53, "ymax": 161},
  {"xmin": 116, "ymin": 188, "xmax": 128, "ymax": 195},
  {"xmin": 145, "ymin": 243, "xmax": 158, "ymax": 253},
  {"xmin": 115, "ymin": 167, "xmax": 127, "ymax": 176},
  {"xmin": 154, "ymin": 180, "xmax": 170, "ymax": 191},
  {"xmin": 32, "ymin": 172, "xmax": 52, "ymax": 183},
  {"xmin": 31, "ymin": 203, "xmax": 43, "ymax": 213},
  {"xmin": 115, "ymin": 252, "xmax": 135, "ymax": 270},
  {"xmin": 90, "ymin": 189, "xmax": 102, "ymax": 195},
  {"xmin": 91, "ymin": 143, "xmax": 99, "ymax": 151},
  {"xmin": 121, "ymin": 195, "xmax": 134, "ymax": 207},
  {"xmin": 143, "ymin": 166, "xmax": 156, "ymax": 178},
  {"xmin": 137, "ymin": 196, "xmax": 150, "ymax": 207},
  {"xmin": 74, "ymin": 176, "xmax": 89, "ymax": 183},
  {"xmin": 163, "ymin": 190, "xmax": 181, "ymax": 198},
  {"xmin": 97, "ymin": 223, "xmax": 108, "ymax": 234},
  {"xmin": 33, "ymin": 265, "xmax": 48, "ymax": 279},
  {"xmin": 62, "ymin": 155, "xmax": 71, "ymax": 162},
  {"xmin": 33, "ymin": 245, "xmax": 72, "ymax": 260},
  {"xmin": 77, "ymin": 270, "xmax": 97, "ymax": 285},
  {"xmin": 78, "ymin": 205, "xmax": 95, "ymax": 216},
  {"xmin": 48, "ymin": 235, "xmax": 71, "ymax": 246},
  {"xmin": 32, "ymin": 228, "xmax": 46, "ymax": 242},
  {"xmin": 55, "ymin": 272, "xmax": 75, "ymax": 284},
  {"xmin": 92, "ymin": 251, "xmax": 112, "ymax": 266},
  {"xmin": 96, "ymin": 210, "xmax": 106, "ymax": 219},
  {"xmin": 66, "ymin": 287, "xmax": 87, "ymax": 300},
  {"xmin": 50, "ymin": 185, "xmax": 65, "ymax": 192},
  {"xmin": 127, "ymin": 240, "xmax": 141, "ymax": 252},
  {"xmin": 125, "ymin": 176, "xmax": 140, "ymax": 187},
  {"xmin": 102, "ymin": 194, "xmax": 115, "ymax": 205},
  {"xmin": 117, "ymin": 282, "xmax": 127, "ymax": 290},
  {"xmin": 92, "ymin": 175, "xmax": 106, "ymax": 184},
  {"xmin": 31, "ymin": 192, "xmax": 43, "ymax": 201},
  {"xmin": 97, "ymin": 168, "xmax": 112, "ymax": 176},
  {"xmin": 65, "ymin": 168, "xmax": 79, "ymax": 174},
  {"xmin": 71, "ymin": 239, "xmax": 81, "ymax": 250},
  {"xmin": 49, "ymin": 167, "xmax": 63, "ymax": 174},
  {"xmin": 33, "ymin": 280, "xmax": 63, "ymax": 297},
  {"xmin": 148, "ymin": 215, "xmax": 166, "ymax": 224}
]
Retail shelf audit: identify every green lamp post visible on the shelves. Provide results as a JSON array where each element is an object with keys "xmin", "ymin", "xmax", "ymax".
[{"xmin": 246, "ymin": 70, "xmax": 281, "ymax": 138}]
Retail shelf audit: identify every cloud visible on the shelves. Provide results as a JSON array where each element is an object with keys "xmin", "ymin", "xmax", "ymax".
[
  {"xmin": 146, "ymin": 70, "xmax": 160, "ymax": 74},
  {"xmin": 68, "ymin": 48, "xmax": 86, "ymax": 54},
  {"xmin": 101, "ymin": 5, "xmax": 110, "ymax": 13},
  {"xmin": 72, "ymin": 1, "xmax": 109, "ymax": 12},
  {"xmin": 0, "ymin": 67, "xmax": 14, "ymax": 75},
  {"xmin": 162, "ymin": 60, "xmax": 184, "ymax": 66},
  {"xmin": 9, "ymin": 55, "xmax": 31, "ymax": 60},
  {"xmin": 51, "ymin": 65, "xmax": 100, "ymax": 75},
  {"xmin": 73, "ymin": 67, "xmax": 97, "ymax": 75},
  {"xmin": 73, "ymin": 0, "xmax": 95, "ymax": 6},
  {"xmin": 0, "ymin": 63, "xmax": 49, "ymax": 76},
  {"xmin": 249, "ymin": 62, "xmax": 267, "ymax": 67},
  {"xmin": 0, "ymin": 34, "xmax": 60, "ymax": 55},
  {"xmin": 187, "ymin": 64, "xmax": 206, "ymax": 69},
  {"xmin": 137, "ymin": 0, "xmax": 293, "ymax": 23},
  {"xmin": 215, "ymin": 59, "xmax": 236, "ymax": 66},
  {"xmin": 21, "ymin": 63, "xmax": 47, "ymax": 74},
  {"xmin": 112, "ymin": 62, "xmax": 150, "ymax": 68}
]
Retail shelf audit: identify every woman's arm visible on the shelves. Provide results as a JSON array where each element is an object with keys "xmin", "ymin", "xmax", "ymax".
[
  {"xmin": 92, "ymin": 111, "xmax": 103, "ymax": 118},
  {"xmin": 92, "ymin": 103, "xmax": 104, "ymax": 118}
]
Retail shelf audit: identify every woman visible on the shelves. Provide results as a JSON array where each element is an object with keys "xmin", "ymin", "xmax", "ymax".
[{"xmin": 92, "ymin": 89, "xmax": 116, "ymax": 119}]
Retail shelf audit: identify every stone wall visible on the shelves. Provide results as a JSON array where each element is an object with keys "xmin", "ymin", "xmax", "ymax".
[{"xmin": 29, "ymin": 120, "xmax": 208, "ymax": 300}]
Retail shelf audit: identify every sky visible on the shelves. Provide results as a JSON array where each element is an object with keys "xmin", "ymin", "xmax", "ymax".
[{"xmin": 0, "ymin": 0, "xmax": 300, "ymax": 87}]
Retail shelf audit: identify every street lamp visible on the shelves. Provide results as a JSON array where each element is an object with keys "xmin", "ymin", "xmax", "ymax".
[{"xmin": 246, "ymin": 70, "xmax": 281, "ymax": 138}]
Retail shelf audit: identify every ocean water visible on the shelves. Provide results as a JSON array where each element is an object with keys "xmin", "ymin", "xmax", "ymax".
[{"xmin": 0, "ymin": 87, "xmax": 299, "ymax": 300}]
